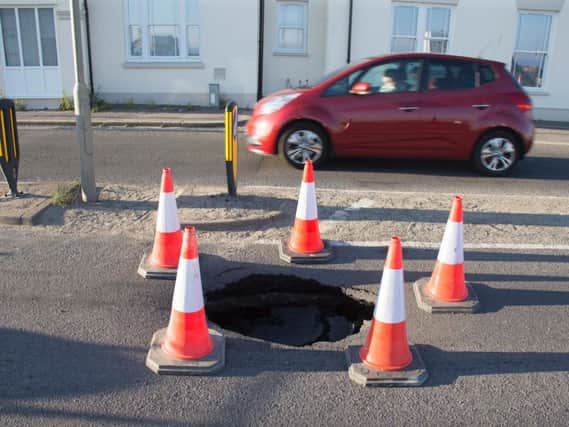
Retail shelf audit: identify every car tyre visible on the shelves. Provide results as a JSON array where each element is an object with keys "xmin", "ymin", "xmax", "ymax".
[
  {"xmin": 279, "ymin": 122, "xmax": 330, "ymax": 169},
  {"xmin": 472, "ymin": 130, "xmax": 520, "ymax": 177}
]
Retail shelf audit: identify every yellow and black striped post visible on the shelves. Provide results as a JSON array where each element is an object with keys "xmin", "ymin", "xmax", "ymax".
[
  {"xmin": 225, "ymin": 101, "xmax": 239, "ymax": 196},
  {"xmin": 0, "ymin": 99, "xmax": 21, "ymax": 198}
]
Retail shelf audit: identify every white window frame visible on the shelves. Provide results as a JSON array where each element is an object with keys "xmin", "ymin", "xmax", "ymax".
[
  {"xmin": 0, "ymin": 6, "xmax": 60, "ymax": 70},
  {"xmin": 511, "ymin": 11, "xmax": 555, "ymax": 92},
  {"xmin": 123, "ymin": 0, "xmax": 201, "ymax": 63},
  {"xmin": 391, "ymin": 3, "xmax": 454, "ymax": 54},
  {"xmin": 274, "ymin": 0, "xmax": 308, "ymax": 55}
]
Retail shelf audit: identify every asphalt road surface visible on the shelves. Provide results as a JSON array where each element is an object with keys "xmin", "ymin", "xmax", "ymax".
[
  {"xmin": 1, "ymin": 228, "xmax": 569, "ymax": 426},
  {"xmin": 2, "ymin": 126, "xmax": 569, "ymax": 426},
  {"xmin": 16, "ymin": 127, "xmax": 569, "ymax": 196}
]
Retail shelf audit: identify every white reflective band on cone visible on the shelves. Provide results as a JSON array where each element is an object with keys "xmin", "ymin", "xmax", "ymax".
[
  {"xmin": 437, "ymin": 221, "xmax": 464, "ymax": 265},
  {"xmin": 172, "ymin": 258, "xmax": 205, "ymax": 313},
  {"xmin": 374, "ymin": 268, "xmax": 406, "ymax": 324},
  {"xmin": 295, "ymin": 182, "xmax": 318, "ymax": 220},
  {"xmin": 156, "ymin": 192, "xmax": 181, "ymax": 233}
]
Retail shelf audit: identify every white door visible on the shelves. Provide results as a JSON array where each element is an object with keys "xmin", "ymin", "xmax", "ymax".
[{"xmin": 0, "ymin": 7, "xmax": 62, "ymax": 98}]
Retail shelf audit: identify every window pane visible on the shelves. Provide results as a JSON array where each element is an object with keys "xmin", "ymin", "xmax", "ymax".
[
  {"xmin": 38, "ymin": 8, "xmax": 57, "ymax": 66},
  {"xmin": 427, "ymin": 8, "xmax": 450, "ymax": 38},
  {"xmin": 128, "ymin": 0, "xmax": 145, "ymax": 24},
  {"xmin": 280, "ymin": 4, "xmax": 304, "ymax": 27},
  {"xmin": 391, "ymin": 37, "xmax": 416, "ymax": 53},
  {"xmin": 150, "ymin": 26, "xmax": 179, "ymax": 56},
  {"xmin": 0, "ymin": 8, "xmax": 20, "ymax": 66},
  {"xmin": 512, "ymin": 52, "xmax": 546, "ymax": 88},
  {"xmin": 186, "ymin": 0, "xmax": 199, "ymax": 25},
  {"xmin": 426, "ymin": 39, "xmax": 448, "ymax": 53},
  {"xmin": 393, "ymin": 6, "xmax": 417, "ymax": 36},
  {"xmin": 516, "ymin": 14, "xmax": 551, "ymax": 51},
  {"xmin": 279, "ymin": 28, "xmax": 303, "ymax": 50},
  {"xmin": 18, "ymin": 8, "xmax": 40, "ymax": 66},
  {"xmin": 187, "ymin": 25, "xmax": 199, "ymax": 56},
  {"xmin": 129, "ymin": 25, "xmax": 142, "ymax": 56},
  {"xmin": 150, "ymin": 0, "xmax": 177, "ymax": 25},
  {"xmin": 427, "ymin": 60, "xmax": 475, "ymax": 91},
  {"xmin": 479, "ymin": 65, "xmax": 496, "ymax": 85}
]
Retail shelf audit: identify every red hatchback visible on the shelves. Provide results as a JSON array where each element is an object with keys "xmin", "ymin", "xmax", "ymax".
[{"xmin": 247, "ymin": 53, "xmax": 534, "ymax": 176}]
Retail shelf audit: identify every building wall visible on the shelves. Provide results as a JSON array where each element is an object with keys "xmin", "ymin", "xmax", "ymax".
[
  {"xmin": 262, "ymin": 0, "xmax": 327, "ymax": 95},
  {"xmin": 88, "ymin": 0, "xmax": 258, "ymax": 108}
]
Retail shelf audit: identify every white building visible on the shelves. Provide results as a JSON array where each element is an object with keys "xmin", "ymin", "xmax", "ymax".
[{"xmin": 0, "ymin": 0, "xmax": 568, "ymax": 120}]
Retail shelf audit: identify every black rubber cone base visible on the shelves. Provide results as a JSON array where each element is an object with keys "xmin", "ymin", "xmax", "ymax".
[
  {"xmin": 145, "ymin": 328, "xmax": 225, "ymax": 375},
  {"xmin": 413, "ymin": 278, "xmax": 480, "ymax": 314},
  {"xmin": 137, "ymin": 250, "xmax": 178, "ymax": 280},
  {"xmin": 278, "ymin": 240, "xmax": 334, "ymax": 264},
  {"xmin": 345, "ymin": 345, "xmax": 428, "ymax": 387}
]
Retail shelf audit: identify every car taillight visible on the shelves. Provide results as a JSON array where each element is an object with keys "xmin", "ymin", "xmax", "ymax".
[{"xmin": 517, "ymin": 103, "xmax": 532, "ymax": 112}]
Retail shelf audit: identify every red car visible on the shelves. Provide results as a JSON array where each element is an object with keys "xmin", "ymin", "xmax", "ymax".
[{"xmin": 247, "ymin": 53, "xmax": 534, "ymax": 176}]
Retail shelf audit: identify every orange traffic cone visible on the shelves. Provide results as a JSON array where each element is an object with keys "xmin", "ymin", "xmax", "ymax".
[
  {"xmin": 138, "ymin": 167, "xmax": 182, "ymax": 279},
  {"xmin": 146, "ymin": 226, "xmax": 225, "ymax": 375},
  {"xmin": 346, "ymin": 237, "xmax": 428, "ymax": 387},
  {"xmin": 413, "ymin": 196, "xmax": 480, "ymax": 313},
  {"xmin": 279, "ymin": 160, "xmax": 333, "ymax": 263}
]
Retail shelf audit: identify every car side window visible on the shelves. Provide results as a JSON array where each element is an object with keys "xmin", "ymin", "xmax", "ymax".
[
  {"xmin": 323, "ymin": 60, "xmax": 423, "ymax": 96},
  {"xmin": 427, "ymin": 60, "xmax": 475, "ymax": 91}
]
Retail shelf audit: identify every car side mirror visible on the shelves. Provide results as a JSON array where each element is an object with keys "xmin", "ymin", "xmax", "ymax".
[{"xmin": 349, "ymin": 82, "xmax": 372, "ymax": 96}]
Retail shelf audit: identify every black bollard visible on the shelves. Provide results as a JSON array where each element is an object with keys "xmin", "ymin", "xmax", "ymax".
[{"xmin": 0, "ymin": 99, "xmax": 22, "ymax": 198}]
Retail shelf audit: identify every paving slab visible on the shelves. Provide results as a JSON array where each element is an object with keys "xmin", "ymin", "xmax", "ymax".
[{"xmin": 0, "ymin": 182, "xmax": 57, "ymax": 225}]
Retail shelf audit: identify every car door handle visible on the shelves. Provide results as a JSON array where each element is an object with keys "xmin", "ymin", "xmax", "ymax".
[
  {"xmin": 399, "ymin": 106, "xmax": 419, "ymax": 112},
  {"xmin": 472, "ymin": 104, "xmax": 491, "ymax": 110}
]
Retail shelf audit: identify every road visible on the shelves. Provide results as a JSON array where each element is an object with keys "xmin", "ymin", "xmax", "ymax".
[
  {"xmin": 17, "ymin": 127, "xmax": 569, "ymax": 196},
  {"xmin": 2, "ymin": 126, "xmax": 569, "ymax": 426}
]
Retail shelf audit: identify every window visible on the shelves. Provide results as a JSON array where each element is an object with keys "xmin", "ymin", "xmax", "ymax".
[
  {"xmin": 125, "ymin": 0, "xmax": 200, "ymax": 61},
  {"xmin": 426, "ymin": 60, "xmax": 475, "ymax": 91},
  {"xmin": 391, "ymin": 5, "xmax": 451, "ymax": 53},
  {"xmin": 323, "ymin": 60, "xmax": 423, "ymax": 96},
  {"xmin": 511, "ymin": 13, "xmax": 552, "ymax": 89},
  {"xmin": 478, "ymin": 65, "xmax": 496, "ymax": 86},
  {"xmin": 0, "ymin": 7, "xmax": 58, "ymax": 67},
  {"xmin": 276, "ymin": 1, "xmax": 307, "ymax": 53}
]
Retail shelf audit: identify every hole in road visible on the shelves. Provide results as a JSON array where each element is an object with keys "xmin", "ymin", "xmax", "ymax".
[{"xmin": 206, "ymin": 274, "xmax": 374, "ymax": 347}]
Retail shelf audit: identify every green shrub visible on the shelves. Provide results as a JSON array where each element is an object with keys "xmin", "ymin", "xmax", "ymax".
[
  {"xmin": 59, "ymin": 93, "xmax": 74, "ymax": 111},
  {"xmin": 52, "ymin": 182, "xmax": 81, "ymax": 207}
]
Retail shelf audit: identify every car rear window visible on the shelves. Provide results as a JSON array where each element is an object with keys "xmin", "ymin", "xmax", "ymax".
[{"xmin": 479, "ymin": 64, "xmax": 496, "ymax": 85}]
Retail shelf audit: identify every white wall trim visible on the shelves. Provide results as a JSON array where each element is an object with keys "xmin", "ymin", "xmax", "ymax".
[
  {"xmin": 516, "ymin": 0, "xmax": 565, "ymax": 12},
  {"xmin": 393, "ymin": 0, "xmax": 459, "ymax": 5},
  {"xmin": 122, "ymin": 61, "xmax": 205, "ymax": 69}
]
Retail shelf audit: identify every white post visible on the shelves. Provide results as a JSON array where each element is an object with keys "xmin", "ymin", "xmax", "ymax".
[{"xmin": 70, "ymin": 0, "xmax": 96, "ymax": 202}]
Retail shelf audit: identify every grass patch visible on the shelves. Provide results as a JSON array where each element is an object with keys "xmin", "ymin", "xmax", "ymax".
[{"xmin": 52, "ymin": 182, "xmax": 81, "ymax": 207}]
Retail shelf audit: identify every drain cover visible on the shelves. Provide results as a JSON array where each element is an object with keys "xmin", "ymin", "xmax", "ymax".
[{"xmin": 206, "ymin": 274, "xmax": 374, "ymax": 346}]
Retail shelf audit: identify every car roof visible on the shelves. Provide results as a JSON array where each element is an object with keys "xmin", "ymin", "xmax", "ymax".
[{"xmin": 361, "ymin": 52, "xmax": 505, "ymax": 67}]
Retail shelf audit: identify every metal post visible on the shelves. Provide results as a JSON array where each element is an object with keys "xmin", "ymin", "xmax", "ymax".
[{"xmin": 70, "ymin": 0, "xmax": 96, "ymax": 202}]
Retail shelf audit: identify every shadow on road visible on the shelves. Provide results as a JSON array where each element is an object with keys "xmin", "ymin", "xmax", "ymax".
[
  {"xmin": 0, "ymin": 328, "xmax": 147, "ymax": 401},
  {"xmin": 419, "ymin": 345, "xmax": 569, "ymax": 386},
  {"xmin": 319, "ymin": 156, "xmax": 569, "ymax": 181}
]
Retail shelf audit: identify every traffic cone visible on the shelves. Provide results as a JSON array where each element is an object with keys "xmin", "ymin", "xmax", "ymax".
[
  {"xmin": 413, "ymin": 196, "xmax": 480, "ymax": 313},
  {"xmin": 146, "ymin": 226, "xmax": 225, "ymax": 375},
  {"xmin": 138, "ymin": 167, "xmax": 182, "ymax": 279},
  {"xmin": 279, "ymin": 160, "xmax": 333, "ymax": 263},
  {"xmin": 345, "ymin": 237, "xmax": 428, "ymax": 387}
]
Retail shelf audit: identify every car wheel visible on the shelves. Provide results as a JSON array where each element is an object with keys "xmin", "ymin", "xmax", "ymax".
[
  {"xmin": 472, "ymin": 131, "xmax": 519, "ymax": 176},
  {"xmin": 279, "ymin": 122, "xmax": 329, "ymax": 169}
]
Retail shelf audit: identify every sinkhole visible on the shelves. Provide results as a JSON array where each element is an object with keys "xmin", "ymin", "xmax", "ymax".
[{"xmin": 205, "ymin": 274, "xmax": 374, "ymax": 347}]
